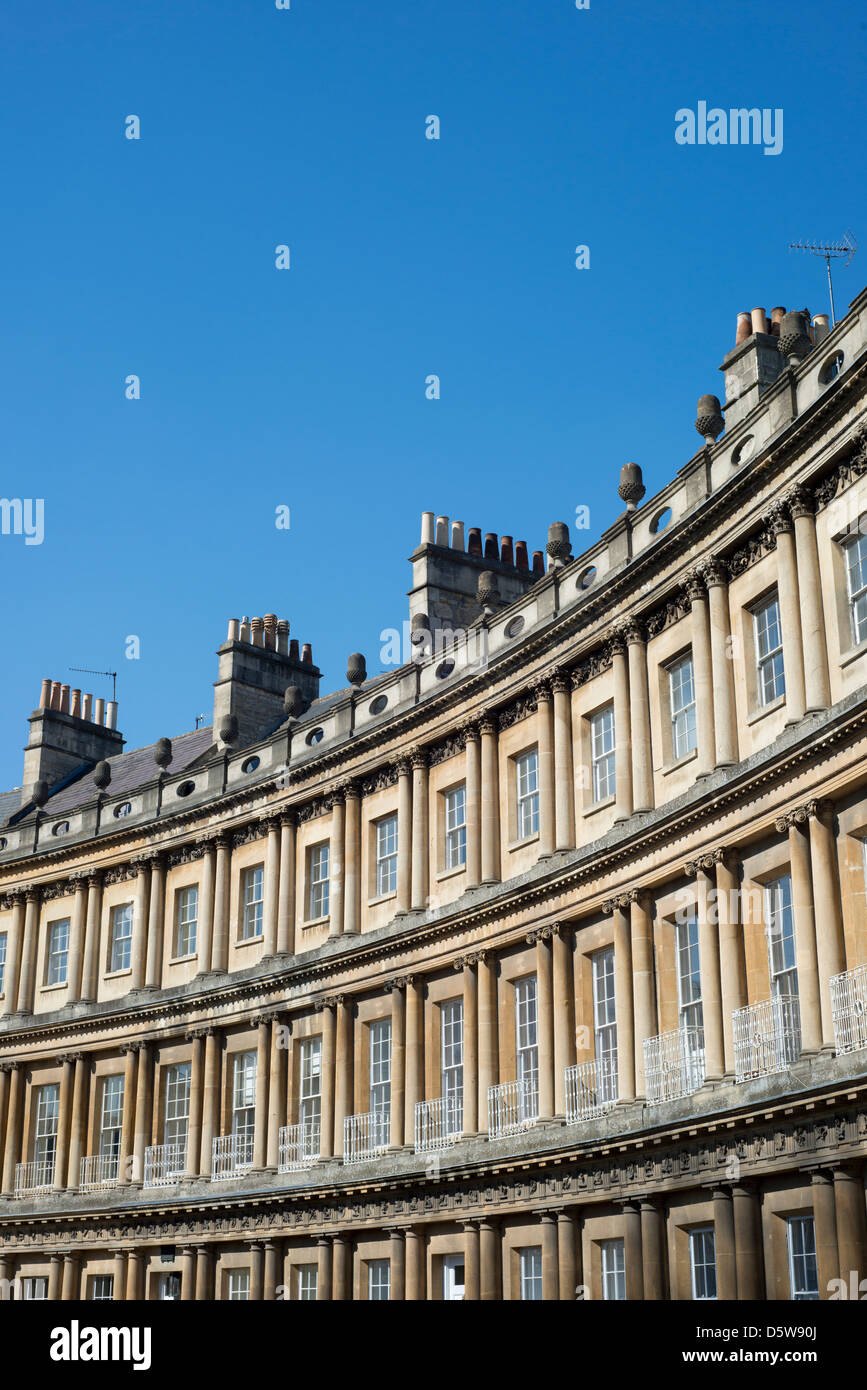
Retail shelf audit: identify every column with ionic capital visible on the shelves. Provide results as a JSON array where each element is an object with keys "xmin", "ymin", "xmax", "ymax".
[
  {"xmin": 332, "ymin": 1236, "xmax": 350, "ymax": 1301},
  {"xmin": 621, "ymin": 1200, "xmax": 644, "ymax": 1300},
  {"xmin": 480, "ymin": 718, "xmax": 500, "ymax": 883},
  {"xmin": 732, "ymin": 1181, "xmax": 764, "ymax": 1299},
  {"xmin": 1, "ymin": 1062, "xmax": 23, "ymax": 1194},
  {"xmin": 530, "ymin": 928, "xmax": 555, "ymax": 1119},
  {"xmin": 534, "ymin": 680, "xmax": 555, "ymax": 858},
  {"xmin": 262, "ymin": 818, "xmax": 282, "ymax": 956},
  {"xmin": 318, "ymin": 1000, "xmax": 336, "ymax": 1159},
  {"xmin": 464, "ymin": 1221, "xmax": 481, "ymax": 1300},
  {"xmin": 552, "ymin": 925, "xmax": 574, "ymax": 1115},
  {"xmin": 60, "ymin": 1253, "xmax": 79, "ymax": 1301},
  {"xmin": 463, "ymin": 725, "xmax": 482, "ymax": 886},
  {"xmin": 329, "ymin": 790, "xmax": 345, "ymax": 938},
  {"xmin": 16, "ymin": 886, "xmax": 41, "ymax": 1014},
  {"xmin": 67, "ymin": 874, "xmax": 88, "ymax": 1003},
  {"xmin": 787, "ymin": 485, "xmax": 830, "ymax": 711},
  {"xmin": 477, "ymin": 952, "xmax": 498, "ymax": 1132},
  {"xmin": 48, "ymin": 1253, "xmax": 63, "ymax": 1301},
  {"xmin": 317, "ymin": 1237, "xmax": 333, "ymax": 1301},
  {"xmin": 605, "ymin": 897, "xmax": 635, "ymax": 1103},
  {"xmin": 459, "ymin": 957, "xmax": 479, "ymax": 1134},
  {"xmin": 200, "ymin": 1029, "xmax": 221, "ymax": 1177},
  {"xmin": 179, "ymin": 1247, "xmax": 194, "ymax": 1302},
  {"xmin": 702, "ymin": 560, "xmax": 738, "ymax": 765},
  {"xmin": 277, "ymin": 814, "xmax": 296, "ymax": 954},
  {"xmin": 686, "ymin": 855, "xmax": 725, "ymax": 1083},
  {"xmin": 130, "ymin": 857, "xmax": 150, "ymax": 991},
  {"xmin": 253, "ymin": 1015, "xmax": 271, "ymax": 1169},
  {"xmin": 80, "ymin": 870, "xmax": 103, "ymax": 1002},
  {"xmin": 210, "ymin": 835, "xmax": 231, "ymax": 972},
  {"xmin": 716, "ymin": 850, "xmax": 746, "ymax": 1076},
  {"xmin": 806, "ymin": 800, "xmax": 846, "ymax": 1048},
  {"xmin": 54, "ymin": 1055, "xmax": 75, "ymax": 1190},
  {"xmin": 125, "ymin": 1250, "xmax": 141, "ymax": 1301},
  {"xmin": 66, "ymin": 1053, "xmax": 89, "ymax": 1189},
  {"xmin": 765, "ymin": 502, "xmax": 806, "ymax": 722},
  {"xmin": 557, "ymin": 1211, "xmax": 578, "ymax": 1301},
  {"xmin": 113, "ymin": 1251, "xmax": 127, "ymax": 1301},
  {"xmin": 630, "ymin": 891, "xmax": 656, "ymax": 1098},
  {"xmin": 640, "ymin": 1197, "xmax": 666, "ymax": 1299},
  {"xmin": 610, "ymin": 634, "xmax": 633, "ymax": 819},
  {"xmin": 387, "ymin": 980, "xmax": 406, "ymax": 1147},
  {"xmin": 539, "ymin": 1212, "xmax": 559, "ymax": 1299},
  {"xmin": 195, "ymin": 1245, "xmax": 213, "ymax": 1300},
  {"xmin": 263, "ymin": 1239, "xmax": 282, "ymax": 1301},
  {"xmin": 712, "ymin": 1185, "xmax": 736, "ymax": 1299},
  {"xmin": 395, "ymin": 760, "xmax": 413, "ymax": 912},
  {"xmin": 684, "ymin": 572, "xmax": 715, "ymax": 777},
  {"xmin": 388, "ymin": 1229, "xmax": 406, "ymax": 1300},
  {"xmin": 404, "ymin": 977, "xmax": 423, "ymax": 1143},
  {"xmin": 410, "ymin": 752, "xmax": 429, "ymax": 911},
  {"xmin": 144, "ymin": 853, "xmax": 166, "ymax": 989},
  {"xmin": 833, "ymin": 1166, "xmax": 867, "ymax": 1287},
  {"xmin": 480, "ymin": 1219, "xmax": 501, "ymax": 1300},
  {"xmin": 780, "ymin": 810, "xmax": 822, "ymax": 1054},
  {"xmin": 196, "ymin": 839, "xmax": 216, "ymax": 974},
  {"xmin": 551, "ymin": 672, "xmax": 575, "ymax": 849},
  {"xmin": 810, "ymin": 1169, "xmax": 838, "ymax": 1297},
  {"xmin": 343, "ymin": 782, "xmax": 361, "ymax": 934},
  {"xmin": 625, "ymin": 622, "xmax": 654, "ymax": 812},
  {"xmin": 3, "ymin": 893, "xmax": 24, "ymax": 1016},
  {"xmin": 405, "ymin": 1228, "xmax": 423, "ymax": 1301}
]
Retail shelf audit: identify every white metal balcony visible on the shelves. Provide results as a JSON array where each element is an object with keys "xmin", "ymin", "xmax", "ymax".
[
  {"xmin": 733, "ymin": 994, "xmax": 801, "ymax": 1082},
  {"xmin": 143, "ymin": 1141, "xmax": 186, "ymax": 1188},
  {"xmin": 14, "ymin": 1159, "xmax": 55, "ymax": 1196},
  {"xmin": 644, "ymin": 1025, "xmax": 706, "ymax": 1105},
  {"xmin": 79, "ymin": 1153, "xmax": 120, "ymax": 1193},
  {"xmin": 343, "ymin": 1109, "xmax": 390, "ymax": 1164},
  {"xmin": 414, "ymin": 1094, "xmax": 463, "ymax": 1152},
  {"xmin": 488, "ymin": 1076, "xmax": 538, "ymax": 1139},
  {"xmin": 830, "ymin": 965, "xmax": 867, "ymax": 1056},
  {"xmin": 565, "ymin": 1055, "xmax": 618, "ymax": 1123},
  {"xmin": 278, "ymin": 1121, "xmax": 320, "ymax": 1172},
  {"xmin": 211, "ymin": 1132, "xmax": 254, "ymax": 1180}
]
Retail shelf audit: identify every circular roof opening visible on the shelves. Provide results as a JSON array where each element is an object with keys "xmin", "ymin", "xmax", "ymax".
[
  {"xmin": 241, "ymin": 756, "xmax": 261, "ymax": 774},
  {"xmin": 436, "ymin": 659, "xmax": 455, "ymax": 679},
  {"xmin": 577, "ymin": 566, "xmax": 597, "ymax": 591},
  {"xmin": 306, "ymin": 728, "xmax": 324, "ymax": 746},
  {"xmin": 650, "ymin": 507, "xmax": 672, "ymax": 534},
  {"xmin": 505, "ymin": 616, "xmax": 525, "ymax": 639},
  {"xmin": 114, "ymin": 802, "xmax": 132, "ymax": 819},
  {"xmin": 369, "ymin": 694, "xmax": 388, "ymax": 715},
  {"xmin": 731, "ymin": 435, "xmax": 755, "ymax": 466},
  {"xmin": 52, "ymin": 821, "xmax": 70, "ymax": 836},
  {"xmin": 176, "ymin": 780, "xmax": 195, "ymax": 798},
  {"xmin": 819, "ymin": 351, "xmax": 844, "ymax": 384}
]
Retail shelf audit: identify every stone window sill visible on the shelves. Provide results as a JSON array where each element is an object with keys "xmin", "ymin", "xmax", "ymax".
[
  {"xmin": 234, "ymin": 934, "xmax": 264, "ymax": 950},
  {"xmin": 746, "ymin": 693, "xmax": 786, "ymax": 727},
  {"xmin": 661, "ymin": 748, "xmax": 698, "ymax": 778},
  {"xmin": 435, "ymin": 863, "xmax": 466, "ymax": 883},
  {"xmin": 840, "ymin": 642, "xmax": 867, "ymax": 670},
  {"xmin": 168, "ymin": 953, "xmax": 198, "ymax": 966},
  {"xmin": 507, "ymin": 831, "xmax": 540, "ymax": 852},
  {"xmin": 583, "ymin": 794, "xmax": 615, "ymax": 819},
  {"xmin": 40, "ymin": 982, "xmax": 67, "ymax": 994},
  {"xmin": 105, "ymin": 968, "xmax": 132, "ymax": 981},
  {"xmin": 302, "ymin": 916, "xmax": 329, "ymax": 930},
  {"xmin": 367, "ymin": 891, "xmax": 397, "ymax": 909}
]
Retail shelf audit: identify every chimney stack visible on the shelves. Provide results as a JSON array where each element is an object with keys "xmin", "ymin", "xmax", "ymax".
[
  {"xmin": 409, "ymin": 512, "xmax": 542, "ymax": 636},
  {"xmin": 213, "ymin": 614, "xmax": 321, "ymax": 751},
  {"xmin": 721, "ymin": 299, "xmax": 786, "ymax": 431},
  {"xmin": 21, "ymin": 679, "xmax": 124, "ymax": 807}
]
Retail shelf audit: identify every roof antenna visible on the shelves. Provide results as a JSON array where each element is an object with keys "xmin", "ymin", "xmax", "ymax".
[
  {"xmin": 789, "ymin": 231, "xmax": 857, "ymax": 326},
  {"xmin": 69, "ymin": 666, "xmax": 118, "ymax": 702},
  {"xmin": 195, "ymin": 713, "xmax": 206, "ymax": 729}
]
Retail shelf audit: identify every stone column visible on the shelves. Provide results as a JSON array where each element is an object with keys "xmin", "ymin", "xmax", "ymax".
[
  {"xmin": 405, "ymin": 1228, "xmax": 423, "ymax": 1301},
  {"xmin": 144, "ymin": 854, "xmax": 166, "ymax": 989},
  {"xmin": 640, "ymin": 1198, "xmax": 666, "ymax": 1300},
  {"xmin": 388, "ymin": 981, "xmax": 406, "ymax": 1148},
  {"xmin": 186, "ymin": 1031, "xmax": 204, "ymax": 1179},
  {"xmin": 262, "ymin": 819, "xmax": 281, "ymax": 956},
  {"xmin": 767, "ymin": 504, "xmax": 806, "ymax": 722},
  {"xmin": 535, "ymin": 680, "xmax": 555, "ymax": 858},
  {"xmin": 80, "ymin": 870, "xmax": 103, "ymax": 1002},
  {"xmin": 807, "ymin": 801, "xmax": 846, "ymax": 1049},
  {"xmin": 343, "ymin": 783, "xmax": 361, "ymax": 935},
  {"xmin": 179, "ymin": 1247, "xmax": 195, "ymax": 1301},
  {"xmin": 716, "ymin": 851, "xmax": 746, "ymax": 1075},
  {"xmin": 626, "ymin": 622, "xmax": 653, "ymax": 812},
  {"xmin": 606, "ymin": 898, "xmax": 635, "ymax": 1103},
  {"xmin": 195, "ymin": 1245, "xmax": 213, "ymax": 1300},
  {"xmin": 210, "ymin": 835, "xmax": 231, "ymax": 972},
  {"xmin": 329, "ymin": 791, "xmax": 345, "ymax": 938},
  {"xmin": 16, "ymin": 886, "xmax": 40, "ymax": 1014},
  {"xmin": 622, "ymin": 1200, "xmax": 643, "ymax": 1300},
  {"xmin": 809, "ymin": 1169, "xmax": 838, "ymax": 1297},
  {"xmin": 132, "ymin": 1042, "xmax": 153, "ymax": 1185},
  {"xmin": 480, "ymin": 718, "xmax": 500, "ymax": 883},
  {"xmin": 611, "ymin": 635, "xmax": 633, "ymax": 819},
  {"xmin": 788, "ymin": 487, "xmax": 830, "ymax": 711},
  {"xmin": 130, "ymin": 858, "xmax": 150, "ymax": 991},
  {"xmin": 551, "ymin": 673, "xmax": 576, "ymax": 849},
  {"xmin": 267, "ymin": 1013, "xmax": 287, "ymax": 1170},
  {"xmin": 263, "ymin": 1239, "xmax": 281, "ymax": 1301},
  {"xmin": 60, "ymin": 1253, "xmax": 79, "ymax": 1301},
  {"xmin": 319, "ymin": 1001, "xmax": 336, "ymax": 1159},
  {"xmin": 685, "ymin": 572, "xmax": 715, "ymax": 777},
  {"xmin": 461, "ymin": 957, "xmax": 479, "ymax": 1134},
  {"xmin": 277, "ymin": 814, "xmax": 296, "ymax": 955},
  {"xmin": 1, "ymin": 1063, "xmax": 23, "ymax": 1194},
  {"xmin": 389, "ymin": 1229, "xmax": 406, "ymax": 1300},
  {"xmin": 704, "ymin": 560, "xmax": 738, "ymax": 765},
  {"xmin": 0, "ymin": 1256, "xmax": 10, "ymax": 1298},
  {"xmin": 557, "ymin": 1211, "xmax": 578, "ymax": 1301},
  {"xmin": 67, "ymin": 875, "xmax": 88, "ymax": 1004},
  {"xmin": 332, "ymin": 996, "xmax": 352, "ymax": 1157},
  {"xmin": 477, "ymin": 952, "xmax": 498, "ymax": 1132},
  {"xmin": 332, "ymin": 1236, "xmax": 350, "ymax": 1301},
  {"xmin": 245, "ymin": 1242, "xmax": 263, "ymax": 1301},
  {"xmin": 253, "ymin": 1015, "xmax": 270, "ymax": 1169},
  {"xmin": 552, "ymin": 926, "xmax": 574, "ymax": 1116},
  {"xmin": 782, "ymin": 812, "xmax": 822, "ymax": 1054},
  {"xmin": 120, "ymin": 1045, "xmax": 138, "ymax": 1184},
  {"xmin": 541, "ymin": 1211, "xmax": 559, "ymax": 1299},
  {"xmin": 464, "ymin": 726, "xmax": 482, "ymax": 887},
  {"xmin": 3, "ymin": 894, "xmax": 24, "ymax": 1016},
  {"xmin": 316, "ymin": 1237, "xmax": 332, "ymax": 1301},
  {"xmin": 395, "ymin": 760, "xmax": 413, "ymax": 912},
  {"xmin": 532, "ymin": 929, "xmax": 555, "ymax": 1120},
  {"xmin": 49, "ymin": 1253, "xmax": 63, "ymax": 1301},
  {"xmin": 464, "ymin": 1222, "xmax": 480, "ymax": 1301},
  {"xmin": 690, "ymin": 858, "xmax": 725, "ymax": 1082},
  {"xmin": 404, "ymin": 977, "xmax": 423, "ymax": 1143},
  {"xmin": 197, "ymin": 839, "xmax": 216, "ymax": 975},
  {"xmin": 712, "ymin": 1186, "xmax": 737, "ymax": 1300},
  {"xmin": 125, "ymin": 1250, "xmax": 141, "ymax": 1301},
  {"xmin": 630, "ymin": 892, "xmax": 656, "ymax": 1099},
  {"xmin": 410, "ymin": 752, "xmax": 429, "ymax": 911},
  {"xmin": 479, "ymin": 1219, "xmax": 500, "ymax": 1301},
  {"xmin": 0, "ymin": 1067, "xmax": 8, "ymax": 1179},
  {"xmin": 200, "ymin": 1028, "xmax": 221, "ymax": 1176},
  {"xmin": 833, "ymin": 1167, "xmax": 867, "ymax": 1288},
  {"xmin": 67, "ymin": 1053, "xmax": 89, "ymax": 1189},
  {"xmin": 54, "ymin": 1055, "xmax": 75, "ymax": 1191},
  {"xmin": 732, "ymin": 1181, "xmax": 764, "ymax": 1299}
]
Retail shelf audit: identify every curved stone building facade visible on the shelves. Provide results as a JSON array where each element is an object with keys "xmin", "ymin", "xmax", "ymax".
[{"xmin": 2, "ymin": 292, "xmax": 867, "ymax": 1302}]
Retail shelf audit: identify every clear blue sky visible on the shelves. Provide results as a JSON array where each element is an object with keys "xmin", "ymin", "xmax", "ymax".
[{"xmin": 0, "ymin": 0, "xmax": 864, "ymax": 792}]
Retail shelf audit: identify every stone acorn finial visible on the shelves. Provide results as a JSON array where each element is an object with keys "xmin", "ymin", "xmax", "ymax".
[
  {"xmin": 219, "ymin": 715, "xmax": 239, "ymax": 747},
  {"xmin": 93, "ymin": 760, "xmax": 112, "ymax": 791},
  {"xmin": 32, "ymin": 779, "xmax": 49, "ymax": 808},
  {"xmin": 777, "ymin": 311, "xmax": 812, "ymax": 367},
  {"xmin": 546, "ymin": 521, "xmax": 573, "ymax": 568},
  {"xmin": 346, "ymin": 653, "xmax": 367, "ymax": 687},
  {"xmin": 618, "ymin": 462, "xmax": 646, "ymax": 510},
  {"xmin": 283, "ymin": 685, "xmax": 304, "ymax": 719},
  {"xmin": 154, "ymin": 737, "xmax": 173, "ymax": 771},
  {"xmin": 695, "ymin": 394, "xmax": 724, "ymax": 444},
  {"xmin": 410, "ymin": 613, "xmax": 432, "ymax": 655},
  {"xmin": 477, "ymin": 570, "xmax": 499, "ymax": 614}
]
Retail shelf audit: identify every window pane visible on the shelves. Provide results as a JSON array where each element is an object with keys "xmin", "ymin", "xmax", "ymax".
[{"xmin": 176, "ymin": 886, "xmax": 198, "ymax": 957}]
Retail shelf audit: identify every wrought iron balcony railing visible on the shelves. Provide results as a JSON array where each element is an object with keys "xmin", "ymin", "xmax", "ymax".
[
  {"xmin": 343, "ymin": 1109, "xmax": 390, "ymax": 1164},
  {"xmin": 733, "ymin": 994, "xmax": 801, "ymax": 1082},
  {"xmin": 79, "ymin": 1153, "xmax": 120, "ymax": 1193},
  {"xmin": 830, "ymin": 965, "xmax": 867, "ymax": 1056},
  {"xmin": 644, "ymin": 1025, "xmax": 706, "ymax": 1105},
  {"xmin": 143, "ymin": 1141, "xmax": 187, "ymax": 1188},
  {"xmin": 14, "ymin": 1159, "xmax": 55, "ymax": 1196},
  {"xmin": 565, "ymin": 1055, "xmax": 618, "ymax": 1123},
  {"xmin": 414, "ymin": 1094, "xmax": 463, "ymax": 1152},
  {"xmin": 487, "ymin": 1077, "xmax": 538, "ymax": 1139},
  {"xmin": 211, "ymin": 1132, "xmax": 254, "ymax": 1180},
  {"xmin": 278, "ymin": 1121, "xmax": 321, "ymax": 1173}
]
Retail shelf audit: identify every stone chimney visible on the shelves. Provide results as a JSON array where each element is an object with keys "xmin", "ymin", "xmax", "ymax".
[
  {"xmin": 21, "ymin": 679, "xmax": 124, "ymax": 806},
  {"xmin": 409, "ymin": 513, "xmax": 541, "ymax": 635},
  {"xmin": 213, "ymin": 614, "xmax": 321, "ymax": 750},
  {"xmin": 719, "ymin": 304, "xmax": 787, "ymax": 431}
]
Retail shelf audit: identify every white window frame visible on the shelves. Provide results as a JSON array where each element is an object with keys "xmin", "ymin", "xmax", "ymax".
[
  {"xmin": 158, "ymin": 1273, "xmax": 181, "ymax": 1301},
  {"xmin": 592, "ymin": 947, "xmax": 617, "ymax": 1070},
  {"xmin": 21, "ymin": 1277, "xmax": 48, "ymax": 1300},
  {"xmin": 689, "ymin": 1226, "xmax": 717, "ymax": 1300},
  {"xmin": 375, "ymin": 814, "xmax": 398, "ymax": 897},
  {"xmin": 753, "ymin": 594, "xmax": 786, "ymax": 707},
  {"xmin": 299, "ymin": 1036, "xmax": 322, "ymax": 1141},
  {"xmin": 228, "ymin": 1269, "xmax": 250, "ymax": 1301},
  {"xmin": 164, "ymin": 1061, "xmax": 191, "ymax": 1152},
  {"xmin": 445, "ymin": 785, "xmax": 467, "ymax": 869},
  {"xmin": 370, "ymin": 1019, "xmax": 392, "ymax": 1139},
  {"xmin": 46, "ymin": 918, "xmax": 70, "ymax": 986},
  {"xmin": 515, "ymin": 976, "xmax": 539, "ymax": 1116},
  {"xmin": 591, "ymin": 706, "xmax": 616, "ymax": 803},
  {"xmin": 175, "ymin": 885, "xmax": 198, "ymax": 958},
  {"xmin": 308, "ymin": 844, "xmax": 330, "ymax": 920},
  {"xmin": 231, "ymin": 1051, "xmax": 257, "ymax": 1154},
  {"xmin": 516, "ymin": 750, "xmax": 540, "ymax": 839},
  {"xmin": 766, "ymin": 875, "xmax": 798, "ymax": 999},
  {"xmin": 109, "ymin": 903, "xmax": 133, "ymax": 973},
  {"xmin": 0, "ymin": 930, "xmax": 7, "ymax": 998},
  {"xmin": 368, "ymin": 1258, "xmax": 390, "ymax": 1301},
  {"xmin": 441, "ymin": 998, "xmax": 463, "ymax": 1127},
  {"xmin": 90, "ymin": 1274, "xmax": 114, "ymax": 1301},
  {"xmin": 519, "ymin": 1246, "xmax": 543, "ymax": 1300},
  {"xmin": 297, "ymin": 1265, "xmax": 318, "ymax": 1301},
  {"xmin": 787, "ymin": 1215, "xmax": 819, "ymax": 1300},
  {"xmin": 601, "ymin": 1238, "xmax": 625, "ymax": 1300},
  {"xmin": 442, "ymin": 1253, "xmax": 466, "ymax": 1301},
  {"xmin": 99, "ymin": 1073, "xmax": 124, "ymax": 1177},
  {"xmin": 668, "ymin": 654, "xmax": 697, "ymax": 759},
  {"xmin": 844, "ymin": 532, "xmax": 867, "ymax": 647},
  {"xmin": 675, "ymin": 912, "xmax": 703, "ymax": 1033},
  {"xmin": 241, "ymin": 866, "xmax": 264, "ymax": 941},
  {"xmin": 34, "ymin": 1083, "xmax": 59, "ymax": 1176}
]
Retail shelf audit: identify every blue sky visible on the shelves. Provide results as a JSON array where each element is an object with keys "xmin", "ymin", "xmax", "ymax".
[{"xmin": 0, "ymin": 0, "xmax": 864, "ymax": 792}]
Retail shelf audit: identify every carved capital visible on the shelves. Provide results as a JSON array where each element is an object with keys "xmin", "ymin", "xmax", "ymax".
[
  {"xmin": 763, "ymin": 498, "xmax": 793, "ymax": 535},
  {"xmin": 784, "ymin": 484, "xmax": 815, "ymax": 520}
]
